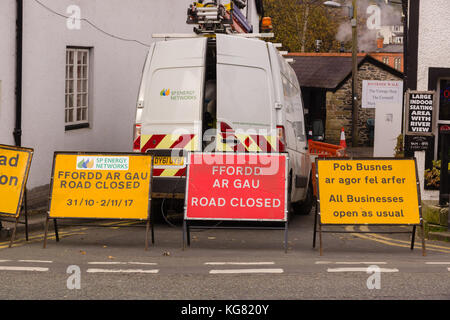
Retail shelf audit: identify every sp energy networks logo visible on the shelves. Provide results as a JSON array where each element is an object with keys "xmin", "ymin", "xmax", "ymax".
[
  {"xmin": 76, "ymin": 156, "xmax": 129, "ymax": 171},
  {"xmin": 160, "ymin": 89, "xmax": 197, "ymax": 101},
  {"xmin": 160, "ymin": 89, "xmax": 171, "ymax": 97}
]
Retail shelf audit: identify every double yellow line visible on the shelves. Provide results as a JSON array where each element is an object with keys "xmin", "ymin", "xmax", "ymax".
[
  {"xmin": 0, "ymin": 220, "xmax": 143, "ymax": 250},
  {"xmin": 346, "ymin": 225, "xmax": 450, "ymax": 254}
]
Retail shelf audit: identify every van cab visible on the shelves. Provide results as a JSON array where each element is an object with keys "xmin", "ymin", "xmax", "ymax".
[{"xmin": 134, "ymin": 34, "xmax": 313, "ymax": 214}]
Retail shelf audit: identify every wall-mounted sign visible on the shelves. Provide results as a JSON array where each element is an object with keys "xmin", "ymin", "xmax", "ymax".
[
  {"xmin": 406, "ymin": 91, "xmax": 435, "ymax": 135},
  {"xmin": 362, "ymin": 80, "xmax": 403, "ymax": 109},
  {"xmin": 405, "ymin": 135, "xmax": 435, "ymax": 153}
]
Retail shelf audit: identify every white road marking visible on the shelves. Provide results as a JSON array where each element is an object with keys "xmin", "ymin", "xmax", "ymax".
[
  {"xmin": 209, "ymin": 268, "xmax": 284, "ymax": 274},
  {"xmin": 316, "ymin": 261, "xmax": 387, "ymax": 265},
  {"xmin": 86, "ymin": 268, "xmax": 159, "ymax": 274},
  {"xmin": 0, "ymin": 260, "xmax": 11, "ymax": 263},
  {"xmin": 88, "ymin": 262, "xmax": 128, "ymax": 265},
  {"xmin": 327, "ymin": 267, "xmax": 399, "ymax": 273},
  {"xmin": 426, "ymin": 262, "xmax": 450, "ymax": 265},
  {"xmin": 335, "ymin": 262, "xmax": 387, "ymax": 265},
  {"xmin": 315, "ymin": 261, "xmax": 333, "ymax": 264},
  {"xmin": 0, "ymin": 266, "xmax": 49, "ymax": 272},
  {"xmin": 18, "ymin": 260, "xmax": 53, "ymax": 264},
  {"xmin": 128, "ymin": 262, "xmax": 158, "ymax": 266},
  {"xmin": 88, "ymin": 262, "xmax": 158, "ymax": 266},
  {"xmin": 205, "ymin": 262, "xmax": 275, "ymax": 266}
]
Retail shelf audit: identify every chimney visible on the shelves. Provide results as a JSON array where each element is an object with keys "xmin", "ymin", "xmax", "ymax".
[{"xmin": 377, "ymin": 36, "xmax": 384, "ymax": 49}]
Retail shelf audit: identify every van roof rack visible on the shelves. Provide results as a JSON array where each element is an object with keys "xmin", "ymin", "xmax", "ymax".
[{"xmin": 152, "ymin": 33, "xmax": 274, "ymax": 39}]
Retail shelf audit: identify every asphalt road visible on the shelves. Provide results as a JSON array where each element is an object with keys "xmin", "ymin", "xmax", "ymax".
[{"xmin": 0, "ymin": 205, "xmax": 449, "ymax": 301}]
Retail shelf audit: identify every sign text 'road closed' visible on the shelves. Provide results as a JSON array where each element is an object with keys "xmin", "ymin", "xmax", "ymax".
[
  {"xmin": 185, "ymin": 153, "xmax": 287, "ymax": 221},
  {"xmin": 317, "ymin": 159, "xmax": 420, "ymax": 225}
]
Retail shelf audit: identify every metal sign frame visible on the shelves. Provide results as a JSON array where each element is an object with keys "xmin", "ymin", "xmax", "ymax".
[
  {"xmin": 0, "ymin": 144, "xmax": 33, "ymax": 248},
  {"xmin": 182, "ymin": 152, "xmax": 290, "ymax": 252},
  {"xmin": 43, "ymin": 151, "xmax": 154, "ymax": 250},
  {"xmin": 312, "ymin": 157, "xmax": 426, "ymax": 256}
]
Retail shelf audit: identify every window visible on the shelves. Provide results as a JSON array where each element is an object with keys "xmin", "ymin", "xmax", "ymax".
[
  {"xmin": 439, "ymin": 79, "xmax": 450, "ymax": 121},
  {"xmin": 65, "ymin": 48, "xmax": 89, "ymax": 129},
  {"xmin": 394, "ymin": 57, "xmax": 402, "ymax": 71},
  {"xmin": 382, "ymin": 56, "xmax": 389, "ymax": 65}
]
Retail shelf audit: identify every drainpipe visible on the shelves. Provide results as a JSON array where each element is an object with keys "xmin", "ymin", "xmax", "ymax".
[{"xmin": 14, "ymin": 0, "xmax": 23, "ymax": 147}]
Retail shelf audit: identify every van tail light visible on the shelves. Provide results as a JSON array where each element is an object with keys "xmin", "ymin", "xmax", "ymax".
[
  {"xmin": 277, "ymin": 125, "xmax": 286, "ymax": 152},
  {"xmin": 133, "ymin": 124, "xmax": 142, "ymax": 152},
  {"xmin": 220, "ymin": 121, "xmax": 235, "ymax": 134}
]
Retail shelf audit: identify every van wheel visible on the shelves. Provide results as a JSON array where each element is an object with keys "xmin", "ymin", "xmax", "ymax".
[{"xmin": 292, "ymin": 181, "xmax": 314, "ymax": 215}]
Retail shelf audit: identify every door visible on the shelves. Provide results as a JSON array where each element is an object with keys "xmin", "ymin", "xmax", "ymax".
[
  {"xmin": 215, "ymin": 34, "xmax": 276, "ymax": 152},
  {"xmin": 140, "ymin": 38, "xmax": 207, "ymax": 152}
]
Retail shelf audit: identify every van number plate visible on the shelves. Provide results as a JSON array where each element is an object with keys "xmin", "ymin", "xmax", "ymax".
[{"xmin": 153, "ymin": 156, "xmax": 185, "ymax": 167}]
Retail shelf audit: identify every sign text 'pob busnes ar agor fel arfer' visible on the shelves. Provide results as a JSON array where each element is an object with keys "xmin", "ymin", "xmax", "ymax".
[{"xmin": 317, "ymin": 159, "xmax": 421, "ymax": 225}]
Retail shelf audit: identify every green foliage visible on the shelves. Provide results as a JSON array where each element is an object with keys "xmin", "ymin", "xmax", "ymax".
[
  {"xmin": 393, "ymin": 134, "xmax": 404, "ymax": 158},
  {"xmin": 263, "ymin": 0, "xmax": 345, "ymax": 52},
  {"xmin": 424, "ymin": 160, "xmax": 446, "ymax": 189}
]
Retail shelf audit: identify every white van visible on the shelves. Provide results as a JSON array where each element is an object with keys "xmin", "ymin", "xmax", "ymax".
[{"xmin": 134, "ymin": 34, "xmax": 313, "ymax": 214}]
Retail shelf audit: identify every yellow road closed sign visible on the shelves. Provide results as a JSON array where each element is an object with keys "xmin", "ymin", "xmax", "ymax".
[
  {"xmin": 49, "ymin": 153, "xmax": 152, "ymax": 220},
  {"xmin": 0, "ymin": 145, "xmax": 33, "ymax": 218},
  {"xmin": 317, "ymin": 159, "xmax": 421, "ymax": 225}
]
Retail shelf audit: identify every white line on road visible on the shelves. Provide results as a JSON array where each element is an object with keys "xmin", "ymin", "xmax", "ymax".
[
  {"xmin": 86, "ymin": 268, "xmax": 159, "ymax": 274},
  {"xmin": 88, "ymin": 262, "xmax": 158, "ymax": 266},
  {"xmin": 335, "ymin": 262, "xmax": 387, "ymax": 265},
  {"xmin": 88, "ymin": 262, "xmax": 128, "ymax": 265},
  {"xmin": 0, "ymin": 260, "xmax": 10, "ymax": 263},
  {"xmin": 0, "ymin": 266, "xmax": 49, "ymax": 272},
  {"xmin": 18, "ymin": 260, "xmax": 53, "ymax": 264},
  {"xmin": 205, "ymin": 262, "xmax": 275, "ymax": 266},
  {"xmin": 315, "ymin": 261, "xmax": 333, "ymax": 264},
  {"xmin": 316, "ymin": 261, "xmax": 387, "ymax": 265},
  {"xmin": 327, "ymin": 267, "xmax": 399, "ymax": 273},
  {"xmin": 209, "ymin": 269, "xmax": 284, "ymax": 274},
  {"xmin": 426, "ymin": 262, "xmax": 450, "ymax": 265}
]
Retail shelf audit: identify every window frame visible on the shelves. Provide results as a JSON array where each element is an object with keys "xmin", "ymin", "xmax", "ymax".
[{"xmin": 65, "ymin": 47, "xmax": 90, "ymax": 130}]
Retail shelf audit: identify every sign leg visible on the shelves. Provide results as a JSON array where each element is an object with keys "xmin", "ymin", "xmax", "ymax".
[
  {"xmin": 319, "ymin": 222, "xmax": 323, "ymax": 256},
  {"xmin": 410, "ymin": 226, "xmax": 416, "ymax": 250},
  {"xmin": 24, "ymin": 190, "xmax": 29, "ymax": 241},
  {"xmin": 313, "ymin": 205, "xmax": 318, "ymax": 248},
  {"xmin": 182, "ymin": 220, "xmax": 186, "ymax": 251},
  {"xmin": 421, "ymin": 222, "xmax": 427, "ymax": 256},
  {"xmin": 54, "ymin": 219, "xmax": 59, "ymax": 242},
  {"xmin": 187, "ymin": 221, "xmax": 191, "ymax": 247},
  {"xmin": 43, "ymin": 216, "xmax": 49, "ymax": 249},
  {"xmin": 284, "ymin": 221, "xmax": 289, "ymax": 254},
  {"xmin": 8, "ymin": 218, "xmax": 19, "ymax": 248},
  {"xmin": 145, "ymin": 219, "xmax": 150, "ymax": 251}
]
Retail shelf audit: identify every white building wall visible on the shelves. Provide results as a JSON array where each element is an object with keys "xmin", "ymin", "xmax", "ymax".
[
  {"xmin": 0, "ymin": 1, "xmax": 16, "ymax": 147},
  {"xmin": 20, "ymin": 0, "xmax": 193, "ymax": 188},
  {"xmin": 2, "ymin": 0, "xmax": 260, "ymax": 189},
  {"xmin": 417, "ymin": 0, "xmax": 450, "ymax": 91}
]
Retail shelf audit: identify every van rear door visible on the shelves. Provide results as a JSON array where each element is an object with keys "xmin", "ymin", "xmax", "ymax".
[
  {"xmin": 140, "ymin": 38, "xmax": 207, "ymax": 152},
  {"xmin": 215, "ymin": 34, "xmax": 276, "ymax": 152}
]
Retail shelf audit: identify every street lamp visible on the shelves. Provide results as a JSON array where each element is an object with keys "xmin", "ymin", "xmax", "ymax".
[{"xmin": 324, "ymin": 0, "xmax": 359, "ymax": 147}]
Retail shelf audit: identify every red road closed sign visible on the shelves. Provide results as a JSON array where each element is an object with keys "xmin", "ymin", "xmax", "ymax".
[{"xmin": 185, "ymin": 153, "xmax": 288, "ymax": 221}]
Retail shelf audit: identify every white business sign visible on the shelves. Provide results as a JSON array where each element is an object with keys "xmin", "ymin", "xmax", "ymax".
[
  {"xmin": 362, "ymin": 80, "xmax": 403, "ymax": 109},
  {"xmin": 361, "ymin": 80, "xmax": 404, "ymax": 157}
]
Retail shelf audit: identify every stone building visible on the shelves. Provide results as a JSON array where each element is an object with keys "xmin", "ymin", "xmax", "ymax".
[{"xmin": 289, "ymin": 53, "xmax": 403, "ymax": 146}]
